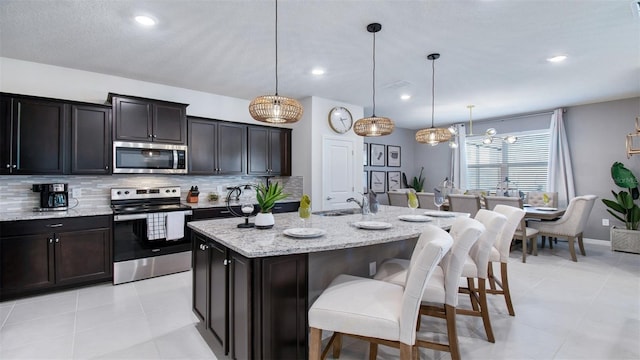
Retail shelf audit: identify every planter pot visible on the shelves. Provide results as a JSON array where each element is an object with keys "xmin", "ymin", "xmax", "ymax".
[
  {"xmin": 255, "ymin": 212, "xmax": 275, "ymax": 230},
  {"xmin": 610, "ymin": 226, "xmax": 640, "ymax": 254}
]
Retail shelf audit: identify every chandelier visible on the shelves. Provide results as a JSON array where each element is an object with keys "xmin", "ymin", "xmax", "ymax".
[
  {"xmin": 353, "ymin": 23, "xmax": 394, "ymax": 137},
  {"xmin": 248, "ymin": 0, "xmax": 303, "ymax": 124},
  {"xmin": 415, "ymin": 53, "xmax": 451, "ymax": 146}
]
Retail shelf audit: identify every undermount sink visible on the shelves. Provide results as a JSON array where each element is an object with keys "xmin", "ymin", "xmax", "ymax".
[{"xmin": 312, "ymin": 208, "xmax": 362, "ymax": 216}]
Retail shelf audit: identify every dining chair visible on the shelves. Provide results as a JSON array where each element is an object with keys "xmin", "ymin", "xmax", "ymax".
[
  {"xmin": 526, "ymin": 191, "xmax": 558, "ymax": 207},
  {"xmin": 448, "ymin": 194, "xmax": 482, "ymax": 217},
  {"xmin": 373, "ymin": 217, "xmax": 485, "ymax": 360},
  {"xmin": 458, "ymin": 209, "xmax": 507, "ymax": 343},
  {"xmin": 485, "ymin": 204, "xmax": 525, "ymax": 316},
  {"xmin": 388, "ymin": 191, "xmax": 409, "ymax": 207},
  {"xmin": 484, "ymin": 196, "xmax": 539, "ymax": 263},
  {"xmin": 528, "ymin": 195, "xmax": 598, "ymax": 262},
  {"xmin": 416, "ymin": 192, "xmax": 438, "ymax": 210},
  {"xmin": 308, "ymin": 225, "xmax": 453, "ymax": 360}
]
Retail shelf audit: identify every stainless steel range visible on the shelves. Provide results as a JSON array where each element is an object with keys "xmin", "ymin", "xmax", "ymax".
[{"xmin": 111, "ymin": 186, "xmax": 193, "ymax": 284}]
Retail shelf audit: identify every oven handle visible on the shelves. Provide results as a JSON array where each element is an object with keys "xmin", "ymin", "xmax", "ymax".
[{"xmin": 114, "ymin": 210, "xmax": 193, "ymax": 222}]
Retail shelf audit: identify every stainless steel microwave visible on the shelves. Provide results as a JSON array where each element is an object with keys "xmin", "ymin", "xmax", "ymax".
[{"xmin": 113, "ymin": 141, "xmax": 187, "ymax": 174}]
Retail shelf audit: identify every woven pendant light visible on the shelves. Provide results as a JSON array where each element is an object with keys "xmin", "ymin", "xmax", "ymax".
[
  {"xmin": 249, "ymin": 0, "xmax": 303, "ymax": 124},
  {"xmin": 415, "ymin": 53, "xmax": 451, "ymax": 146},
  {"xmin": 354, "ymin": 23, "xmax": 394, "ymax": 137}
]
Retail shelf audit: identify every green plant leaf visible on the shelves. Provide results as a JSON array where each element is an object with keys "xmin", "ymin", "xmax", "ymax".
[{"xmin": 256, "ymin": 182, "xmax": 289, "ymax": 213}]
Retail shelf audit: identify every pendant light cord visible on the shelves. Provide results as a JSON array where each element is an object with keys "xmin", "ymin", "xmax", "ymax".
[
  {"xmin": 372, "ymin": 30, "xmax": 376, "ymax": 116},
  {"xmin": 274, "ymin": 0, "xmax": 279, "ymax": 96},
  {"xmin": 430, "ymin": 57, "xmax": 435, "ymax": 128}
]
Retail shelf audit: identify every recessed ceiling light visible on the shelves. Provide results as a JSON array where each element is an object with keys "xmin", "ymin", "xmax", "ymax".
[
  {"xmin": 400, "ymin": 94, "xmax": 411, "ymax": 100},
  {"xmin": 311, "ymin": 68, "xmax": 325, "ymax": 76},
  {"xmin": 547, "ymin": 55, "xmax": 567, "ymax": 63},
  {"xmin": 135, "ymin": 15, "xmax": 157, "ymax": 26}
]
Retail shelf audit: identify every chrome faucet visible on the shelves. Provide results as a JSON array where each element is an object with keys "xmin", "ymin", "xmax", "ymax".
[{"xmin": 347, "ymin": 193, "xmax": 370, "ymax": 215}]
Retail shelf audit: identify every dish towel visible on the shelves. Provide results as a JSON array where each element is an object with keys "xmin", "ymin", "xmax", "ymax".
[
  {"xmin": 165, "ymin": 211, "xmax": 185, "ymax": 241},
  {"xmin": 147, "ymin": 212, "xmax": 166, "ymax": 240}
]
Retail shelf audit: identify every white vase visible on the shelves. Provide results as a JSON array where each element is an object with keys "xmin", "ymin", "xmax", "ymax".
[{"xmin": 255, "ymin": 212, "xmax": 275, "ymax": 230}]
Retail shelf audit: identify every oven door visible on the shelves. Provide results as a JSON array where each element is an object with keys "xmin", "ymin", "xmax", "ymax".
[
  {"xmin": 113, "ymin": 141, "xmax": 187, "ymax": 174},
  {"xmin": 113, "ymin": 211, "xmax": 192, "ymax": 262}
]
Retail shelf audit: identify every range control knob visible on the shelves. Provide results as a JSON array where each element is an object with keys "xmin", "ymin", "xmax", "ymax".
[
  {"xmin": 172, "ymin": 189, "xmax": 177, "ymax": 193},
  {"xmin": 165, "ymin": 189, "xmax": 171, "ymax": 193},
  {"xmin": 124, "ymin": 191, "xmax": 130, "ymax": 195},
  {"xmin": 116, "ymin": 191, "xmax": 121, "ymax": 195}
]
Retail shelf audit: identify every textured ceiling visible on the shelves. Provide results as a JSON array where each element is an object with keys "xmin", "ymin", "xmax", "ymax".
[{"xmin": 1, "ymin": 0, "xmax": 639, "ymax": 129}]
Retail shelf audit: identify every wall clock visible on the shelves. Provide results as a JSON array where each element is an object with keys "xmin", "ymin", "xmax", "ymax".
[{"xmin": 328, "ymin": 107, "xmax": 353, "ymax": 134}]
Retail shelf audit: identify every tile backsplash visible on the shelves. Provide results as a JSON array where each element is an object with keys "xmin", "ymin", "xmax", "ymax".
[{"xmin": 0, "ymin": 175, "xmax": 303, "ymax": 212}]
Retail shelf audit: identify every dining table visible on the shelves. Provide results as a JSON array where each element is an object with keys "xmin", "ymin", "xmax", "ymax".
[{"xmin": 523, "ymin": 205, "xmax": 565, "ymax": 220}]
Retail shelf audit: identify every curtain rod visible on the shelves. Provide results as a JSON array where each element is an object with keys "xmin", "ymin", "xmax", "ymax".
[{"xmin": 457, "ymin": 108, "xmax": 564, "ymax": 126}]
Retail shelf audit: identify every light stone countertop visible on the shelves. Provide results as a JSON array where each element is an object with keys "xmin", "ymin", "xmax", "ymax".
[
  {"xmin": 183, "ymin": 199, "xmax": 299, "ymax": 210},
  {"xmin": 187, "ymin": 205, "xmax": 468, "ymax": 258},
  {"xmin": 0, "ymin": 205, "xmax": 114, "ymax": 222}
]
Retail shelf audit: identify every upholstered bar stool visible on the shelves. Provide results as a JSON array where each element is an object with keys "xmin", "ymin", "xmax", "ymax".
[
  {"xmin": 458, "ymin": 209, "xmax": 507, "ymax": 343},
  {"xmin": 484, "ymin": 196, "xmax": 538, "ymax": 262},
  {"xmin": 374, "ymin": 217, "xmax": 485, "ymax": 360},
  {"xmin": 388, "ymin": 191, "xmax": 409, "ymax": 207},
  {"xmin": 485, "ymin": 204, "xmax": 525, "ymax": 316},
  {"xmin": 308, "ymin": 225, "xmax": 453, "ymax": 360},
  {"xmin": 416, "ymin": 192, "xmax": 437, "ymax": 210}
]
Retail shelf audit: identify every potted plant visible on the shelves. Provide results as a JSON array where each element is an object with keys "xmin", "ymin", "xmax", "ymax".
[
  {"xmin": 602, "ymin": 162, "xmax": 640, "ymax": 253},
  {"xmin": 254, "ymin": 182, "xmax": 289, "ymax": 229},
  {"xmin": 402, "ymin": 167, "xmax": 425, "ymax": 192}
]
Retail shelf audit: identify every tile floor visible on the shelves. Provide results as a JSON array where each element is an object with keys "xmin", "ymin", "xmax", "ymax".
[{"xmin": 0, "ymin": 239, "xmax": 638, "ymax": 359}]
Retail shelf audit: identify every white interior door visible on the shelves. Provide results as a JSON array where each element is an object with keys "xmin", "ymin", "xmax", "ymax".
[{"xmin": 322, "ymin": 137, "xmax": 355, "ymax": 210}]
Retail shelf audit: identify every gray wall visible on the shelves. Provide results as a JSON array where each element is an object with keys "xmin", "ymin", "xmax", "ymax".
[
  {"xmin": 364, "ymin": 127, "xmax": 417, "ymax": 205},
  {"xmin": 411, "ymin": 96, "xmax": 640, "ymax": 240}
]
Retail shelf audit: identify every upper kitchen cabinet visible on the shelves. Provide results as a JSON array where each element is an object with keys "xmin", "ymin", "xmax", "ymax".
[
  {"xmin": 0, "ymin": 94, "xmax": 68, "ymax": 175},
  {"xmin": 71, "ymin": 104, "xmax": 112, "ymax": 174},
  {"xmin": 247, "ymin": 126, "xmax": 291, "ymax": 176},
  {"xmin": 188, "ymin": 117, "xmax": 246, "ymax": 175},
  {"xmin": 108, "ymin": 93, "xmax": 188, "ymax": 144}
]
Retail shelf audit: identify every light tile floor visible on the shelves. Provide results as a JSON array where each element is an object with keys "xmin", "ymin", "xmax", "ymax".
[{"xmin": 0, "ymin": 239, "xmax": 638, "ymax": 359}]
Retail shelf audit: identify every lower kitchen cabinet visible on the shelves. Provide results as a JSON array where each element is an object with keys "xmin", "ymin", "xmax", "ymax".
[
  {"xmin": 192, "ymin": 232, "xmax": 308, "ymax": 359},
  {"xmin": 0, "ymin": 215, "xmax": 112, "ymax": 300}
]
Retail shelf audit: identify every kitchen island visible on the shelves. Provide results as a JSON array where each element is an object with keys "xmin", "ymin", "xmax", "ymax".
[{"xmin": 188, "ymin": 206, "xmax": 464, "ymax": 359}]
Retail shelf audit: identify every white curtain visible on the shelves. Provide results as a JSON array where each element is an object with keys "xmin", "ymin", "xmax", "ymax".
[
  {"xmin": 547, "ymin": 108, "xmax": 575, "ymax": 207},
  {"xmin": 451, "ymin": 123, "xmax": 467, "ymax": 190}
]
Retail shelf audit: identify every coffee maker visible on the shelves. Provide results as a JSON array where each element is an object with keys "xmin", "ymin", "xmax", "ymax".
[{"xmin": 32, "ymin": 183, "xmax": 69, "ymax": 211}]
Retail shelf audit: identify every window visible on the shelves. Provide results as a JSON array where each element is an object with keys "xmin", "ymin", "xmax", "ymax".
[{"xmin": 466, "ymin": 129, "xmax": 550, "ymax": 192}]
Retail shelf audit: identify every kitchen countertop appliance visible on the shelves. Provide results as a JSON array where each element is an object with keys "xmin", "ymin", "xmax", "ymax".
[
  {"xmin": 32, "ymin": 183, "xmax": 69, "ymax": 211},
  {"xmin": 111, "ymin": 186, "xmax": 192, "ymax": 284}
]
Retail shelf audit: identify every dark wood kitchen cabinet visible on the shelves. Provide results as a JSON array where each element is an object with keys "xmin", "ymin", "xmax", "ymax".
[
  {"xmin": 71, "ymin": 104, "xmax": 112, "ymax": 174},
  {"xmin": 188, "ymin": 117, "xmax": 246, "ymax": 175},
  {"xmin": 247, "ymin": 126, "xmax": 291, "ymax": 176},
  {"xmin": 192, "ymin": 231, "xmax": 308, "ymax": 360},
  {"xmin": 109, "ymin": 93, "xmax": 188, "ymax": 144},
  {"xmin": 0, "ymin": 215, "xmax": 112, "ymax": 300},
  {"xmin": 0, "ymin": 94, "xmax": 68, "ymax": 174}
]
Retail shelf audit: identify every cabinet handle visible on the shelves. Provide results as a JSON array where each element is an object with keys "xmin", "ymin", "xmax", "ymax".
[
  {"xmin": 12, "ymin": 165, "xmax": 16, "ymax": 169},
  {"xmin": 47, "ymin": 224, "xmax": 63, "ymax": 228},
  {"xmin": 55, "ymin": 238, "xmax": 59, "ymax": 243},
  {"xmin": 200, "ymin": 244, "xmax": 208, "ymax": 251},
  {"xmin": 5, "ymin": 164, "xmax": 9, "ymax": 168},
  {"xmin": 153, "ymin": 134, "xmax": 157, "ymax": 138},
  {"xmin": 223, "ymin": 259, "xmax": 231, "ymax": 266},
  {"xmin": 105, "ymin": 165, "xmax": 109, "ymax": 170},
  {"xmin": 220, "ymin": 210, "xmax": 230, "ymax": 214},
  {"xmin": 148, "ymin": 134, "xmax": 152, "ymax": 138},
  {"xmin": 49, "ymin": 238, "xmax": 53, "ymax": 244}
]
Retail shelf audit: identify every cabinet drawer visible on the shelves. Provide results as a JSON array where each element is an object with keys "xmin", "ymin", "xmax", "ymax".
[
  {"xmin": 272, "ymin": 201, "xmax": 300, "ymax": 214},
  {"xmin": 192, "ymin": 207, "xmax": 238, "ymax": 220},
  {"xmin": 1, "ymin": 215, "xmax": 112, "ymax": 237}
]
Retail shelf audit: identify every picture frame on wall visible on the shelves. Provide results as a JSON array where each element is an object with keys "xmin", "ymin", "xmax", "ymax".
[
  {"xmin": 387, "ymin": 171, "xmax": 401, "ymax": 191},
  {"xmin": 363, "ymin": 143, "xmax": 368, "ymax": 166},
  {"xmin": 387, "ymin": 145, "xmax": 401, "ymax": 167},
  {"xmin": 363, "ymin": 171, "xmax": 368, "ymax": 193},
  {"xmin": 370, "ymin": 143, "xmax": 385, "ymax": 166},
  {"xmin": 370, "ymin": 171, "xmax": 386, "ymax": 193}
]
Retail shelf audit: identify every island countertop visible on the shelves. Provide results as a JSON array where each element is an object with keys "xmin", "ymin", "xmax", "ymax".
[{"xmin": 187, "ymin": 205, "xmax": 466, "ymax": 258}]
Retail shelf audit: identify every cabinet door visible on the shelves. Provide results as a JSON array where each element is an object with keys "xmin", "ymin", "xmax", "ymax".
[
  {"xmin": 208, "ymin": 241, "xmax": 228, "ymax": 352},
  {"xmin": 0, "ymin": 96, "xmax": 10, "ymax": 174},
  {"xmin": 71, "ymin": 105, "xmax": 112, "ymax": 174},
  {"xmin": 0, "ymin": 234, "xmax": 55, "ymax": 295},
  {"xmin": 229, "ymin": 251, "xmax": 252, "ymax": 360},
  {"xmin": 217, "ymin": 123, "xmax": 246, "ymax": 175},
  {"xmin": 192, "ymin": 234, "xmax": 209, "ymax": 323},
  {"xmin": 13, "ymin": 98, "xmax": 68, "ymax": 174},
  {"xmin": 54, "ymin": 228, "xmax": 112, "ymax": 286},
  {"xmin": 188, "ymin": 118, "xmax": 217, "ymax": 174},
  {"xmin": 247, "ymin": 127, "xmax": 269, "ymax": 175},
  {"xmin": 153, "ymin": 103, "xmax": 186, "ymax": 144},
  {"xmin": 269, "ymin": 128, "xmax": 286, "ymax": 175},
  {"xmin": 113, "ymin": 97, "xmax": 152, "ymax": 142}
]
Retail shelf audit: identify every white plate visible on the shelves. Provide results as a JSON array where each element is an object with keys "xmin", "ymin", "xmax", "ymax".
[
  {"xmin": 536, "ymin": 207, "xmax": 558, "ymax": 211},
  {"xmin": 522, "ymin": 204, "xmax": 532, "ymax": 207},
  {"xmin": 398, "ymin": 214, "xmax": 432, "ymax": 222},
  {"xmin": 353, "ymin": 221, "xmax": 393, "ymax": 230},
  {"xmin": 423, "ymin": 211, "xmax": 456, "ymax": 218},
  {"xmin": 283, "ymin": 228, "xmax": 327, "ymax": 238}
]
